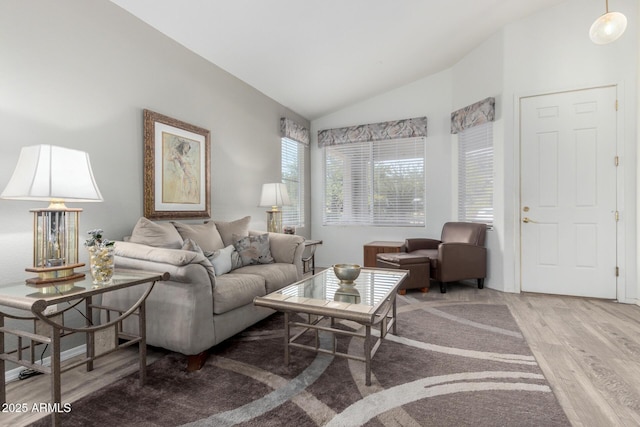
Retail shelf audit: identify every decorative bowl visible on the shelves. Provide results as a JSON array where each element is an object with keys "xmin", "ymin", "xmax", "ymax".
[{"xmin": 332, "ymin": 263, "xmax": 361, "ymax": 284}]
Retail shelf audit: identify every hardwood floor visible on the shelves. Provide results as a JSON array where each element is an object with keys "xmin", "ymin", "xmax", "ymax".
[{"xmin": 5, "ymin": 283, "xmax": 640, "ymax": 426}]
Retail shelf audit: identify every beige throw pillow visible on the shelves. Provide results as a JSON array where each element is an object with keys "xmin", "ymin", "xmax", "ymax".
[
  {"xmin": 214, "ymin": 216, "xmax": 251, "ymax": 247},
  {"xmin": 129, "ymin": 217, "xmax": 183, "ymax": 249},
  {"xmin": 172, "ymin": 221, "xmax": 225, "ymax": 253}
]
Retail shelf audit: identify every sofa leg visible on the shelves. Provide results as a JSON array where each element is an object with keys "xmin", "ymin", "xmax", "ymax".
[
  {"xmin": 440, "ymin": 282, "xmax": 447, "ymax": 293},
  {"xmin": 398, "ymin": 289, "xmax": 407, "ymax": 295},
  {"xmin": 478, "ymin": 278, "xmax": 484, "ymax": 289},
  {"xmin": 420, "ymin": 287, "xmax": 429, "ymax": 293},
  {"xmin": 187, "ymin": 351, "xmax": 209, "ymax": 371}
]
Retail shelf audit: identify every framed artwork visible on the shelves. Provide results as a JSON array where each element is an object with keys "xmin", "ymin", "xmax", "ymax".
[{"xmin": 143, "ymin": 109, "xmax": 211, "ymax": 219}]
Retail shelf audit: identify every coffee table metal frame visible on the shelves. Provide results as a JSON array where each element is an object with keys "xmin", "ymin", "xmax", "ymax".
[{"xmin": 254, "ymin": 268, "xmax": 407, "ymax": 386}]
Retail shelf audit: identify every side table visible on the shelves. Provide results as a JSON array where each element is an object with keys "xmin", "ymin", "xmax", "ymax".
[
  {"xmin": 0, "ymin": 269, "xmax": 169, "ymax": 426},
  {"xmin": 363, "ymin": 241, "xmax": 405, "ymax": 267}
]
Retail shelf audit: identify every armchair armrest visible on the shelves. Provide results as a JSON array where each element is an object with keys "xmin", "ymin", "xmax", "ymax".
[
  {"xmin": 405, "ymin": 238, "xmax": 441, "ymax": 252},
  {"xmin": 438, "ymin": 242, "xmax": 487, "ymax": 282}
]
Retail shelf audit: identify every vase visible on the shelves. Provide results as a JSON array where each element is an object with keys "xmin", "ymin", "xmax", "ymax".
[{"xmin": 88, "ymin": 246, "xmax": 115, "ymax": 285}]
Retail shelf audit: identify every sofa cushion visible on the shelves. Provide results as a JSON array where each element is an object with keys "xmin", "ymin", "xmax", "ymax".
[
  {"xmin": 173, "ymin": 221, "xmax": 225, "ymax": 252},
  {"xmin": 214, "ymin": 216, "xmax": 251, "ymax": 247},
  {"xmin": 129, "ymin": 217, "xmax": 183, "ymax": 249},
  {"xmin": 213, "ymin": 273, "xmax": 266, "ymax": 314},
  {"xmin": 231, "ymin": 263, "xmax": 298, "ymax": 294},
  {"xmin": 232, "ymin": 233, "xmax": 274, "ymax": 266}
]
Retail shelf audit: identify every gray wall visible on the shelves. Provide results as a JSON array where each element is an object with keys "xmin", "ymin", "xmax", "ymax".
[{"xmin": 0, "ymin": 0, "xmax": 309, "ymax": 373}]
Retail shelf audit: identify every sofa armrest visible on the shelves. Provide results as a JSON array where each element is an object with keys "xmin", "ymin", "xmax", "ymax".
[
  {"xmin": 114, "ymin": 241, "xmax": 216, "ymax": 286},
  {"xmin": 249, "ymin": 231, "xmax": 305, "ymax": 278}
]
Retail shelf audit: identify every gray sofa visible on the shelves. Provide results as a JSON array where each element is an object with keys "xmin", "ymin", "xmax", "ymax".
[{"xmin": 102, "ymin": 216, "xmax": 305, "ymax": 370}]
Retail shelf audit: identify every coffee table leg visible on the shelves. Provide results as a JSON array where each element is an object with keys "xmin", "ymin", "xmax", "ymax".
[
  {"xmin": 284, "ymin": 312, "xmax": 290, "ymax": 365},
  {"xmin": 365, "ymin": 325, "xmax": 371, "ymax": 386}
]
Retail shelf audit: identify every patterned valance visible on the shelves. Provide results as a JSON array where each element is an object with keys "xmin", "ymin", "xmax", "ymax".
[
  {"xmin": 450, "ymin": 97, "xmax": 495, "ymax": 134},
  {"xmin": 280, "ymin": 118, "xmax": 309, "ymax": 146},
  {"xmin": 318, "ymin": 116, "xmax": 428, "ymax": 147}
]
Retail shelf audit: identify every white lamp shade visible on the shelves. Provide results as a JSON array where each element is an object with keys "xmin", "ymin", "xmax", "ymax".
[
  {"xmin": 1, "ymin": 144, "xmax": 103, "ymax": 203},
  {"xmin": 259, "ymin": 183, "xmax": 291, "ymax": 207},
  {"xmin": 590, "ymin": 11, "xmax": 627, "ymax": 44}
]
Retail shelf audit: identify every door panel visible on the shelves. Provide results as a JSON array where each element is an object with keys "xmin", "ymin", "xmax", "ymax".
[{"xmin": 520, "ymin": 87, "xmax": 617, "ymax": 299}]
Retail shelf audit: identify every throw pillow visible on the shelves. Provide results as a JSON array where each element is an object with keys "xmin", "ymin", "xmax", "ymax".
[
  {"xmin": 232, "ymin": 233, "xmax": 274, "ymax": 266},
  {"xmin": 208, "ymin": 245, "xmax": 237, "ymax": 276},
  {"xmin": 181, "ymin": 238, "xmax": 203, "ymax": 254},
  {"xmin": 172, "ymin": 221, "xmax": 225, "ymax": 252},
  {"xmin": 129, "ymin": 217, "xmax": 183, "ymax": 249},
  {"xmin": 181, "ymin": 239, "xmax": 216, "ymax": 279},
  {"xmin": 214, "ymin": 216, "xmax": 251, "ymax": 247},
  {"xmin": 230, "ymin": 249, "xmax": 243, "ymax": 270}
]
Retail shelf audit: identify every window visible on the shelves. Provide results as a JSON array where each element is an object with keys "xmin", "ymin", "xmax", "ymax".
[
  {"xmin": 323, "ymin": 137, "xmax": 425, "ymax": 226},
  {"xmin": 281, "ymin": 137, "xmax": 305, "ymax": 228},
  {"xmin": 458, "ymin": 122, "xmax": 493, "ymax": 226}
]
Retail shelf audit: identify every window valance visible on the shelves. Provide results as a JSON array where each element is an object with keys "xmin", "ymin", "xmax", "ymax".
[
  {"xmin": 318, "ymin": 116, "xmax": 428, "ymax": 148},
  {"xmin": 280, "ymin": 118, "xmax": 309, "ymax": 146},
  {"xmin": 450, "ymin": 97, "xmax": 495, "ymax": 134}
]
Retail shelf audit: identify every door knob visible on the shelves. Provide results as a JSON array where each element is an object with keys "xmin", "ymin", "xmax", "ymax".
[{"xmin": 522, "ymin": 217, "xmax": 537, "ymax": 223}]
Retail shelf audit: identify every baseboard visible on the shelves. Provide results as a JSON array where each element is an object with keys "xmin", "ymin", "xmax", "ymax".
[{"xmin": 4, "ymin": 344, "xmax": 87, "ymax": 383}]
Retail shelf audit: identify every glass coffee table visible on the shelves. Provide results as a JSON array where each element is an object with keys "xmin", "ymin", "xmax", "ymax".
[{"xmin": 254, "ymin": 267, "xmax": 407, "ymax": 386}]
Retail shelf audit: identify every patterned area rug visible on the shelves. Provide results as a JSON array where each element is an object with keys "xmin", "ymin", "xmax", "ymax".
[{"xmin": 31, "ymin": 298, "xmax": 570, "ymax": 426}]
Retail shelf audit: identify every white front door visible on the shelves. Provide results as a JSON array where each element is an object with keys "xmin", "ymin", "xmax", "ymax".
[{"xmin": 520, "ymin": 86, "xmax": 617, "ymax": 299}]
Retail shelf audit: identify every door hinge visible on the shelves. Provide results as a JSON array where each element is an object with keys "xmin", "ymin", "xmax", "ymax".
[
  {"xmin": 616, "ymin": 99, "xmax": 619, "ymax": 111},
  {"xmin": 615, "ymin": 211, "xmax": 619, "ymax": 221},
  {"xmin": 615, "ymin": 156, "xmax": 619, "ymax": 166},
  {"xmin": 616, "ymin": 266, "xmax": 619, "ymax": 277}
]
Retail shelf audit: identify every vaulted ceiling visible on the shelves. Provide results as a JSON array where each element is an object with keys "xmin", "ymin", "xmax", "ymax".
[{"xmin": 110, "ymin": 0, "xmax": 569, "ymax": 120}]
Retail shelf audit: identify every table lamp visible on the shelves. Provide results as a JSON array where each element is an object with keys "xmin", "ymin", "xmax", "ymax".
[
  {"xmin": 259, "ymin": 183, "xmax": 290, "ymax": 233},
  {"xmin": 1, "ymin": 145, "xmax": 103, "ymax": 284}
]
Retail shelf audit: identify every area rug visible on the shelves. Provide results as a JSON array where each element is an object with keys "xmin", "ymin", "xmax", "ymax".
[{"xmin": 30, "ymin": 298, "xmax": 570, "ymax": 426}]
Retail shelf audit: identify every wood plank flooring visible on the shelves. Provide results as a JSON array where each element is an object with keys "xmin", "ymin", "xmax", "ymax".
[{"xmin": 5, "ymin": 283, "xmax": 640, "ymax": 426}]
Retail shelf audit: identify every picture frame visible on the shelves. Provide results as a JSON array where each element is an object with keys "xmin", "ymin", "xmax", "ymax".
[{"xmin": 143, "ymin": 109, "xmax": 211, "ymax": 220}]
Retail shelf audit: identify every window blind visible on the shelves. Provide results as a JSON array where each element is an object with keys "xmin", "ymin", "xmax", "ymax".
[
  {"xmin": 281, "ymin": 137, "xmax": 305, "ymax": 227},
  {"xmin": 458, "ymin": 122, "xmax": 493, "ymax": 225},
  {"xmin": 323, "ymin": 137, "xmax": 425, "ymax": 226}
]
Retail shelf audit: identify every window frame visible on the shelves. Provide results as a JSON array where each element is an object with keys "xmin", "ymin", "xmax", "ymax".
[
  {"xmin": 281, "ymin": 137, "xmax": 305, "ymax": 228},
  {"xmin": 322, "ymin": 137, "xmax": 426, "ymax": 227},
  {"xmin": 457, "ymin": 122, "xmax": 494, "ymax": 226}
]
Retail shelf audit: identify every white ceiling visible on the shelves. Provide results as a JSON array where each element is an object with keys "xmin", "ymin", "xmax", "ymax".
[{"xmin": 110, "ymin": 0, "xmax": 569, "ymax": 120}]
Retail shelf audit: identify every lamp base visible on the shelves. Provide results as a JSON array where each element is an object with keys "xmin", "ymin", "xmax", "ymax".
[
  {"xmin": 25, "ymin": 263, "xmax": 85, "ymax": 285},
  {"xmin": 266, "ymin": 209, "xmax": 283, "ymax": 233}
]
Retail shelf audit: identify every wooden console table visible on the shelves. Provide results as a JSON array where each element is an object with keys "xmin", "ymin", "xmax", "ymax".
[
  {"xmin": 363, "ymin": 241, "xmax": 405, "ymax": 267},
  {"xmin": 0, "ymin": 269, "xmax": 169, "ymax": 426}
]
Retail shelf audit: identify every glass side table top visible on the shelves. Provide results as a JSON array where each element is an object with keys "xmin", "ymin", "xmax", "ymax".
[
  {"xmin": 0, "ymin": 269, "xmax": 168, "ymax": 311},
  {"xmin": 256, "ymin": 268, "xmax": 407, "ymax": 321}
]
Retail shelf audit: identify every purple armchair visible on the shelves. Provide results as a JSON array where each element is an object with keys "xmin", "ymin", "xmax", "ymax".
[{"xmin": 405, "ymin": 222, "xmax": 487, "ymax": 293}]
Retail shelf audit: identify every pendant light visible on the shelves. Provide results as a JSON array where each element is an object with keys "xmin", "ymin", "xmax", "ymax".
[{"xmin": 589, "ymin": 0, "xmax": 627, "ymax": 44}]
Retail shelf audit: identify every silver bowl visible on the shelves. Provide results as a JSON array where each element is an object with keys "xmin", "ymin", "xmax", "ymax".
[{"xmin": 332, "ymin": 263, "xmax": 361, "ymax": 284}]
